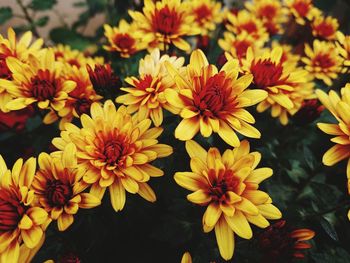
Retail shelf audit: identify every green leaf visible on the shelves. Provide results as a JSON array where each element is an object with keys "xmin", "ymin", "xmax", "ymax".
[
  {"xmin": 303, "ymin": 145, "xmax": 315, "ymax": 170},
  {"xmin": 0, "ymin": 7, "xmax": 13, "ymax": 25},
  {"xmin": 29, "ymin": 0, "xmax": 57, "ymax": 10},
  {"xmin": 35, "ymin": 16, "xmax": 49, "ymax": 27},
  {"xmin": 320, "ymin": 217, "xmax": 339, "ymax": 241},
  {"xmin": 49, "ymin": 27, "xmax": 91, "ymax": 51}
]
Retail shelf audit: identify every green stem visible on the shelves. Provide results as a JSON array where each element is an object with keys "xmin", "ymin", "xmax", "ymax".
[{"xmin": 15, "ymin": 0, "xmax": 41, "ymax": 39}]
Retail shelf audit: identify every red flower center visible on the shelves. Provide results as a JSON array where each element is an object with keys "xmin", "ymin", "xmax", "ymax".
[
  {"xmin": 54, "ymin": 51, "xmax": 64, "ymax": 60},
  {"xmin": 312, "ymin": 54, "xmax": 335, "ymax": 69},
  {"xmin": 68, "ymin": 59, "xmax": 81, "ymax": 68},
  {"xmin": 293, "ymin": 1, "xmax": 310, "ymax": 17},
  {"xmin": 151, "ymin": 5, "xmax": 182, "ymax": 35},
  {"xmin": 314, "ymin": 22, "xmax": 335, "ymax": 38},
  {"xmin": 194, "ymin": 5, "xmax": 212, "ymax": 24},
  {"xmin": 250, "ymin": 59, "xmax": 286, "ymax": 89},
  {"xmin": 31, "ymin": 69, "xmax": 58, "ymax": 101},
  {"xmin": 193, "ymin": 72, "xmax": 235, "ymax": 117},
  {"xmin": 234, "ymin": 40, "xmax": 251, "ymax": 59},
  {"xmin": 258, "ymin": 5, "xmax": 278, "ymax": 20},
  {"xmin": 239, "ymin": 21, "xmax": 258, "ymax": 34},
  {"xmin": 113, "ymin": 34, "xmax": 136, "ymax": 50},
  {"xmin": 207, "ymin": 169, "xmax": 240, "ymax": 201},
  {"xmin": 99, "ymin": 134, "xmax": 131, "ymax": 167},
  {"xmin": 45, "ymin": 179, "xmax": 73, "ymax": 207},
  {"xmin": 0, "ymin": 189, "xmax": 26, "ymax": 233},
  {"xmin": 75, "ymin": 98, "xmax": 92, "ymax": 116}
]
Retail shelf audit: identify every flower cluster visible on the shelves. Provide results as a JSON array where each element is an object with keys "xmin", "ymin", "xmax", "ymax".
[{"xmin": 8, "ymin": 0, "xmax": 350, "ymax": 261}]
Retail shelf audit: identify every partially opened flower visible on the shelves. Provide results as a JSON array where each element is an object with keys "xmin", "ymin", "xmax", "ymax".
[
  {"xmin": 245, "ymin": 0, "xmax": 288, "ymax": 35},
  {"xmin": 52, "ymin": 100, "xmax": 173, "ymax": 212},
  {"xmin": 103, "ymin": 20, "xmax": 150, "ymax": 58},
  {"xmin": 1, "ymin": 49, "xmax": 77, "ymax": 119},
  {"xmin": 285, "ymin": 0, "xmax": 321, "ymax": 25},
  {"xmin": 164, "ymin": 49, "xmax": 268, "ymax": 147},
  {"xmin": 188, "ymin": 0, "xmax": 223, "ymax": 36},
  {"xmin": 116, "ymin": 49, "xmax": 185, "ymax": 127},
  {"xmin": 32, "ymin": 147, "xmax": 101, "ymax": 231},
  {"xmin": 336, "ymin": 32, "xmax": 350, "ymax": 68},
  {"xmin": 226, "ymin": 10, "xmax": 268, "ymax": 43},
  {"xmin": 316, "ymin": 84, "xmax": 350, "ymax": 194},
  {"xmin": 0, "ymin": 28, "xmax": 43, "ymax": 112},
  {"xmin": 311, "ymin": 16, "xmax": 339, "ymax": 40},
  {"xmin": 129, "ymin": 0, "xmax": 200, "ymax": 52},
  {"xmin": 174, "ymin": 140, "xmax": 281, "ymax": 260},
  {"xmin": 258, "ymin": 220, "xmax": 315, "ymax": 263},
  {"xmin": 0, "ymin": 155, "xmax": 49, "ymax": 263},
  {"xmin": 241, "ymin": 46, "xmax": 314, "ymax": 125},
  {"xmin": 218, "ymin": 31, "xmax": 264, "ymax": 61},
  {"xmin": 302, "ymin": 40, "xmax": 343, "ymax": 86}
]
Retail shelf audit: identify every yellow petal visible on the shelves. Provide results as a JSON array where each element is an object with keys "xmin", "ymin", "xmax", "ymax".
[
  {"xmin": 224, "ymin": 210, "xmax": 252, "ymax": 239},
  {"xmin": 214, "ymin": 216, "xmax": 234, "ymax": 261},
  {"xmin": 109, "ymin": 179, "xmax": 126, "ymax": 212},
  {"xmin": 187, "ymin": 189, "xmax": 211, "ymax": 204},
  {"xmin": 181, "ymin": 252, "xmax": 192, "ymax": 263},
  {"xmin": 79, "ymin": 193, "xmax": 101, "ymax": 208},
  {"xmin": 175, "ymin": 117, "xmax": 200, "ymax": 141},
  {"xmin": 57, "ymin": 213, "xmax": 74, "ymax": 231},
  {"xmin": 322, "ymin": 144, "xmax": 349, "ymax": 166},
  {"xmin": 138, "ymin": 182, "xmax": 156, "ymax": 202},
  {"xmin": 258, "ymin": 204, "xmax": 282, "ymax": 219},
  {"xmin": 203, "ymin": 203, "xmax": 222, "ymax": 227},
  {"xmin": 21, "ymin": 226, "xmax": 43, "ymax": 248},
  {"xmin": 174, "ymin": 172, "xmax": 206, "ymax": 191},
  {"xmin": 185, "ymin": 140, "xmax": 207, "ymax": 162}
]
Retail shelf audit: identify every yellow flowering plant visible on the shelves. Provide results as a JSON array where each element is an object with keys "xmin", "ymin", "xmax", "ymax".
[{"xmin": 0, "ymin": 0, "xmax": 349, "ymax": 262}]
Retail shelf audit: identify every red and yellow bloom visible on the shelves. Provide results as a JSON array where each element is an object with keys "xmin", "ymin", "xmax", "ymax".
[
  {"xmin": 311, "ymin": 16, "xmax": 339, "ymax": 40},
  {"xmin": 0, "ymin": 49, "xmax": 76, "ymax": 119},
  {"xmin": 164, "ymin": 49, "xmax": 268, "ymax": 146},
  {"xmin": 32, "ymin": 149, "xmax": 101, "ymax": 231},
  {"xmin": 116, "ymin": 49, "xmax": 184, "ymax": 127},
  {"xmin": 174, "ymin": 140, "xmax": 281, "ymax": 260},
  {"xmin": 52, "ymin": 100, "xmax": 173, "ymax": 212},
  {"xmin": 286, "ymin": 0, "xmax": 320, "ymax": 25},
  {"xmin": 0, "ymin": 156, "xmax": 49, "ymax": 263},
  {"xmin": 302, "ymin": 40, "xmax": 343, "ymax": 86},
  {"xmin": 241, "ymin": 47, "xmax": 314, "ymax": 125},
  {"xmin": 103, "ymin": 20, "xmax": 150, "ymax": 58},
  {"xmin": 316, "ymin": 84, "xmax": 350, "ymax": 194},
  {"xmin": 129, "ymin": 0, "xmax": 200, "ymax": 52}
]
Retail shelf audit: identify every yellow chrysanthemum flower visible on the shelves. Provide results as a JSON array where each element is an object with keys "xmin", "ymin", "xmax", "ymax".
[
  {"xmin": 164, "ymin": 49, "xmax": 268, "ymax": 147},
  {"xmin": 311, "ymin": 16, "xmax": 339, "ymax": 40},
  {"xmin": 336, "ymin": 31, "xmax": 350, "ymax": 68},
  {"xmin": 187, "ymin": 0, "xmax": 223, "ymax": 36},
  {"xmin": 52, "ymin": 44, "xmax": 104, "ymax": 68},
  {"xmin": 32, "ymin": 148, "xmax": 101, "ymax": 231},
  {"xmin": 241, "ymin": 47, "xmax": 314, "ymax": 125},
  {"xmin": 52, "ymin": 100, "xmax": 173, "ymax": 212},
  {"xmin": 129, "ymin": 0, "xmax": 200, "ymax": 52},
  {"xmin": 0, "ymin": 156, "xmax": 49, "ymax": 263},
  {"xmin": 219, "ymin": 31, "xmax": 264, "ymax": 61},
  {"xmin": 316, "ymin": 84, "xmax": 350, "ymax": 194},
  {"xmin": 174, "ymin": 140, "xmax": 282, "ymax": 260},
  {"xmin": 44, "ymin": 64, "xmax": 102, "ymax": 129},
  {"xmin": 285, "ymin": 0, "xmax": 321, "ymax": 25},
  {"xmin": 226, "ymin": 10, "xmax": 268, "ymax": 43},
  {"xmin": 302, "ymin": 40, "xmax": 343, "ymax": 86},
  {"xmin": 103, "ymin": 19, "xmax": 151, "ymax": 58},
  {"xmin": 0, "ymin": 28, "xmax": 43, "ymax": 112},
  {"xmin": 245, "ymin": 0, "xmax": 288, "ymax": 35},
  {"xmin": 0, "ymin": 49, "xmax": 77, "ymax": 120},
  {"xmin": 116, "ymin": 49, "xmax": 184, "ymax": 127}
]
